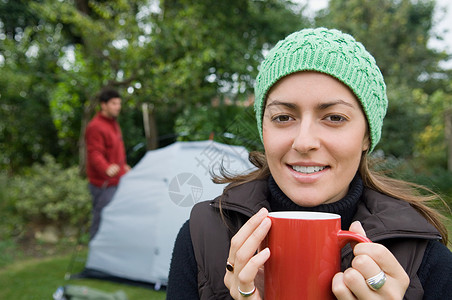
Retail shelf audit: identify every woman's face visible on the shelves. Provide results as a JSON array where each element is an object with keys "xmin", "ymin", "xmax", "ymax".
[{"xmin": 263, "ymin": 71, "xmax": 369, "ymax": 206}]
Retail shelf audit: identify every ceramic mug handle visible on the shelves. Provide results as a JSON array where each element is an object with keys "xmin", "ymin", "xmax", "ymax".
[{"xmin": 337, "ymin": 230, "xmax": 372, "ymax": 248}]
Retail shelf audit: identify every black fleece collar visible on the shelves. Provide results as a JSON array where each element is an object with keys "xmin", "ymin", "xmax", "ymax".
[{"xmin": 267, "ymin": 173, "xmax": 363, "ymax": 230}]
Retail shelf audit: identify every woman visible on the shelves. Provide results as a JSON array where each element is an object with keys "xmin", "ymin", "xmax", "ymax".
[{"xmin": 167, "ymin": 28, "xmax": 451, "ymax": 300}]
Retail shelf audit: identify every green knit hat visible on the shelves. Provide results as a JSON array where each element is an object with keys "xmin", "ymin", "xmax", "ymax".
[{"xmin": 254, "ymin": 28, "xmax": 388, "ymax": 153}]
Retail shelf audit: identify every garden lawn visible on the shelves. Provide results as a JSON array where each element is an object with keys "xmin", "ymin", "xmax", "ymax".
[{"xmin": 0, "ymin": 253, "xmax": 166, "ymax": 300}]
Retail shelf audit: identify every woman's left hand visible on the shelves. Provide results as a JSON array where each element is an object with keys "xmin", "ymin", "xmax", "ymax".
[
  {"xmin": 224, "ymin": 208, "xmax": 271, "ymax": 299},
  {"xmin": 332, "ymin": 221, "xmax": 410, "ymax": 299}
]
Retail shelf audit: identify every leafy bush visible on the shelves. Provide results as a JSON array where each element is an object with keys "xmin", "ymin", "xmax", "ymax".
[
  {"xmin": 0, "ymin": 171, "xmax": 24, "ymax": 238},
  {"xmin": 174, "ymin": 103, "xmax": 263, "ymax": 152},
  {"xmin": 5, "ymin": 155, "xmax": 91, "ymax": 237},
  {"xmin": 407, "ymin": 167, "xmax": 452, "ymax": 210}
]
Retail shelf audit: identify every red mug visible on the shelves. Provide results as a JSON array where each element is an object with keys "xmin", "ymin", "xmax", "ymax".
[{"xmin": 264, "ymin": 211, "xmax": 371, "ymax": 300}]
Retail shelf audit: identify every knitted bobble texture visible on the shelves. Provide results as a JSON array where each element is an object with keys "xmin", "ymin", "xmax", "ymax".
[{"xmin": 254, "ymin": 28, "xmax": 388, "ymax": 153}]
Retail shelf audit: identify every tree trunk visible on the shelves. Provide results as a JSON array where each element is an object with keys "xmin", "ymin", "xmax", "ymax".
[
  {"xmin": 79, "ymin": 98, "xmax": 98, "ymax": 176},
  {"xmin": 142, "ymin": 103, "xmax": 158, "ymax": 150}
]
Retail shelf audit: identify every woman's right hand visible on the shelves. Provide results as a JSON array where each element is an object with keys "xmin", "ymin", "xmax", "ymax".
[{"xmin": 224, "ymin": 207, "xmax": 272, "ymax": 299}]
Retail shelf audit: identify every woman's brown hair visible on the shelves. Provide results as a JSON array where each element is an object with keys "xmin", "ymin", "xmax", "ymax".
[{"xmin": 359, "ymin": 153, "xmax": 449, "ymax": 245}]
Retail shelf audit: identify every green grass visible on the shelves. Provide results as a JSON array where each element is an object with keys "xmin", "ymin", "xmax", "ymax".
[{"xmin": 0, "ymin": 252, "xmax": 166, "ymax": 299}]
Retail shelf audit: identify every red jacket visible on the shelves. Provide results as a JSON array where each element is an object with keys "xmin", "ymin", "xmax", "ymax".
[{"xmin": 85, "ymin": 112, "xmax": 127, "ymax": 187}]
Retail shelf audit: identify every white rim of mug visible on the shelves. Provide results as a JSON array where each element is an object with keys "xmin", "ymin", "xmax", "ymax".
[{"xmin": 268, "ymin": 211, "xmax": 340, "ymax": 220}]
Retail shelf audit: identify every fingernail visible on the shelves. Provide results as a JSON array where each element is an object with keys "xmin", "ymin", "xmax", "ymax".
[
  {"xmin": 261, "ymin": 217, "xmax": 271, "ymax": 226},
  {"xmin": 258, "ymin": 207, "xmax": 267, "ymax": 215}
]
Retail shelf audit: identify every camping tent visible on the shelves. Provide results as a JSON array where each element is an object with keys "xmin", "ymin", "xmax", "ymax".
[{"xmin": 81, "ymin": 140, "xmax": 254, "ymax": 288}]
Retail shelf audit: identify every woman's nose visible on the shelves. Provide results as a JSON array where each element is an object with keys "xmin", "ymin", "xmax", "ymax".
[{"xmin": 291, "ymin": 120, "xmax": 320, "ymax": 153}]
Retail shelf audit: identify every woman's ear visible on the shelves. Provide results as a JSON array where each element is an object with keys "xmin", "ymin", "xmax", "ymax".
[{"xmin": 362, "ymin": 135, "xmax": 370, "ymax": 152}]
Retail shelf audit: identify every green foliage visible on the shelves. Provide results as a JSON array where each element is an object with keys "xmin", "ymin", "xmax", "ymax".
[
  {"xmin": 6, "ymin": 155, "xmax": 91, "ymax": 236},
  {"xmin": 174, "ymin": 102, "xmax": 263, "ymax": 151},
  {"xmin": 412, "ymin": 167, "xmax": 452, "ymax": 207},
  {"xmin": 119, "ymin": 102, "xmax": 148, "ymax": 165},
  {"xmin": 316, "ymin": 0, "xmax": 446, "ymax": 88},
  {"xmin": 378, "ymin": 84, "xmax": 430, "ymax": 157},
  {"xmin": 413, "ymin": 89, "xmax": 452, "ymax": 165},
  {"xmin": 376, "ymin": 155, "xmax": 452, "ymax": 209},
  {"xmin": 0, "ymin": 0, "xmax": 40, "ymax": 38},
  {"xmin": 1, "ymin": 0, "xmax": 452, "ymax": 184},
  {"xmin": 0, "ymin": 22, "xmax": 62, "ymax": 171},
  {"xmin": 154, "ymin": 0, "xmax": 307, "ymax": 103},
  {"xmin": 1, "ymin": 0, "xmax": 308, "ymax": 173},
  {"xmin": 0, "ymin": 172, "xmax": 26, "ymax": 239}
]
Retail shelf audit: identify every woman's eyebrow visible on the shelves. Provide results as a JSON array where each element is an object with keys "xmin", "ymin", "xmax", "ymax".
[
  {"xmin": 317, "ymin": 99, "xmax": 356, "ymax": 110},
  {"xmin": 266, "ymin": 99, "xmax": 357, "ymax": 110},
  {"xmin": 266, "ymin": 100, "xmax": 297, "ymax": 109}
]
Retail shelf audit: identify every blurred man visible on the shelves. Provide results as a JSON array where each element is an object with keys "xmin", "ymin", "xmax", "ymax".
[{"xmin": 85, "ymin": 88, "xmax": 130, "ymax": 239}]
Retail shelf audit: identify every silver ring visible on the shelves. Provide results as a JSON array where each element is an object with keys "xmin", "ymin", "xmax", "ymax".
[
  {"xmin": 366, "ymin": 270, "xmax": 387, "ymax": 291},
  {"xmin": 238, "ymin": 286, "xmax": 256, "ymax": 297}
]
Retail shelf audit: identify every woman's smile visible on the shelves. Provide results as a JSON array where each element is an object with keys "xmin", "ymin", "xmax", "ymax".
[{"xmin": 290, "ymin": 165, "xmax": 328, "ymax": 174}]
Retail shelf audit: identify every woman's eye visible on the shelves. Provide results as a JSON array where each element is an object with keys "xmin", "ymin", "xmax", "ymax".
[
  {"xmin": 326, "ymin": 115, "xmax": 346, "ymax": 122},
  {"xmin": 272, "ymin": 115, "xmax": 293, "ymax": 122}
]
